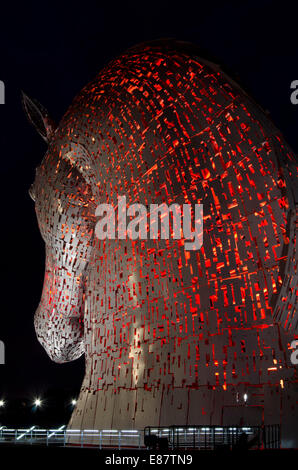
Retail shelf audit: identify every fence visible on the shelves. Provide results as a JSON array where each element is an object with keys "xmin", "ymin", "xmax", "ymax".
[
  {"xmin": 0, "ymin": 426, "xmax": 142, "ymax": 448},
  {"xmin": 144, "ymin": 425, "xmax": 281, "ymax": 450},
  {"xmin": 0, "ymin": 424, "xmax": 280, "ymax": 450}
]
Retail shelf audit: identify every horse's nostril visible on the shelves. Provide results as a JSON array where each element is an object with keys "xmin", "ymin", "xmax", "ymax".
[{"xmin": 29, "ymin": 184, "xmax": 36, "ymax": 202}]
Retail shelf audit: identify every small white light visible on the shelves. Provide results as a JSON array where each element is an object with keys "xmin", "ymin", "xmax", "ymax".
[
  {"xmin": 243, "ymin": 393, "xmax": 248, "ymax": 402},
  {"xmin": 0, "ymin": 400, "xmax": 5, "ymax": 407},
  {"xmin": 71, "ymin": 399, "xmax": 77, "ymax": 406},
  {"xmin": 34, "ymin": 398, "xmax": 42, "ymax": 407}
]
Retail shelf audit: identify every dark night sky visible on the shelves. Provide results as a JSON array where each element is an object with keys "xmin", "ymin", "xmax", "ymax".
[{"xmin": 0, "ymin": 0, "xmax": 298, "ymax": 403}]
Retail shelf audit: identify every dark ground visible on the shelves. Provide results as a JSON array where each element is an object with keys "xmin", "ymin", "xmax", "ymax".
[{"xmin": 0, "ymin": 445, "xmax": 296, "ymax": 467}]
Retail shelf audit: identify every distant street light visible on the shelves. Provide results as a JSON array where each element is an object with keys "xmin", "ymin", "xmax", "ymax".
[
  {"xmin": 0, "ymin": 400, "xmax": 5, "ymax": 407},
  {"xmin": 71, "ymin": 399, "xmax": 77, "ymax": 406},
  {"xmin": 34, "ymin": 398, "xmax": 42, "ymax": 407}
]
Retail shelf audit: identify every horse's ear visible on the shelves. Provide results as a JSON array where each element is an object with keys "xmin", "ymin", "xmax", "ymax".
[{"xmin": 21, "ymin": 91, "xmax": 56, "ymax": 143}]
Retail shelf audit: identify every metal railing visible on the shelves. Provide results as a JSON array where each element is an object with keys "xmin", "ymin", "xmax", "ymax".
[
  {"xmin": 144, "ymin": 425, "xmax": 281, "ymax": 450},
  {"xmin": 0, "ymin": 424, "xmax": 280, "ymax": 450},
  {"xmin": 0, "ymin": 426, "xmax": 142, "ymax": 448}
]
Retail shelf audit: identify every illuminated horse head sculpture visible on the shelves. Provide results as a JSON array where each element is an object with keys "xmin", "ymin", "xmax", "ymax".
[{"xmin": 24, "ymin": 41, "xmax": 298, "ymax": 443}]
